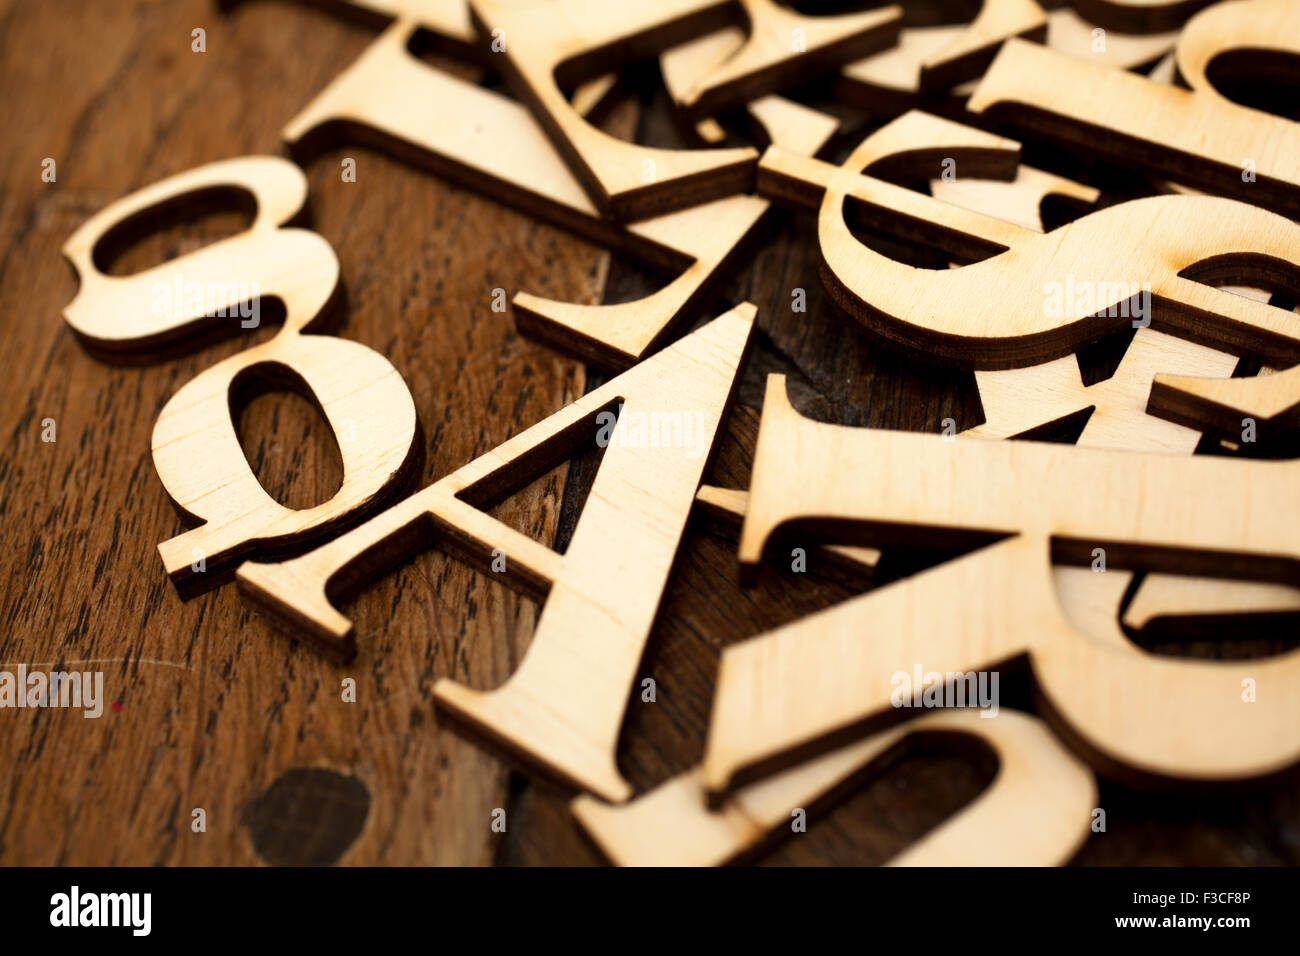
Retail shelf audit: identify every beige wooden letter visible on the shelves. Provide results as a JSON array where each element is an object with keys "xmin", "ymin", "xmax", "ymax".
[
  {"xmin": 1151, "ymin": 363, "xmax": 1300, "ymax": 450},
  {"xmin": 936, "ymin": 163, "xmax": 1299, "ymax": 638},
  {"xmin": 1072, "ymin": 0, "xmax": 1215, "ymax": 32},
  {"xmin": 659, "ymin": 26, "xmax": 842, "ymax": 148},
  {"xmin": 968, "ymin": 0, "xmax": 1300, "ymax": 218},
  {"xmin": 836, "ymin": 0, "xmax": 1057, "ymax": 115},
  {"xmin": 466, "ymin": 0, "xmax": 758, "ymax": 220},
  {"xmin": 240, "ymin": 305, "xmax": 755, "ymax": 800},
  {"xmin": 701, "ymin": 375, "xmax": 1300, "ymax": 800},
  {"xmin": 284, "ymin": 19, "xmax": 769, "ymax": 369},
  {"xmin": 915, "ymin": 0, "xmax": 1046, "ymax": 92},
  {"xmin": 668, "ymin": 0, "xmax": 901, "ymax": 120},
  {"xmin": 62, "ymin": 157, "xmax": 420, "ymax": 596},
  {"xmin": 757, "ymin": 110, "xmax": 1300, "ymax": 369},
  {"xmin": 574, "ymin": 709, "xmax": 1095, "ymax": 866},
  {"xmin": 64, "ymin": 157, "xmax": 323, "ymax": 355}
]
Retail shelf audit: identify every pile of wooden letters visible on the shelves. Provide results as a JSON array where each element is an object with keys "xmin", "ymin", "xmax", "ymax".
[{"xmin": 62, "ymin": 0, "xmax": 1300, "ymax": 864}]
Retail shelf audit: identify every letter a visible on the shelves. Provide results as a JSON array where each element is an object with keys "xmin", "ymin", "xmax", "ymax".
[{"xmin": 239, "ymin": 305, "xmax": 756, "ymax": 801}]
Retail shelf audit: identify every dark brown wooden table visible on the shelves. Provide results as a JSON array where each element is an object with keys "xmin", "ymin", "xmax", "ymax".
[{"xmin": 1, "ymin": 0, "xmax": 1296, "ymax": 865}]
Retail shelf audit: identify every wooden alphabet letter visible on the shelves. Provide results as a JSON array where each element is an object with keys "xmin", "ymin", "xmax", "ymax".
[
  {"xmin": 62, "ymin": 157, "xmax": 420, "ymax": 596},
  {"xmin": 1072, "ymin": 0, "xmax": 1215, "ymax": 33},
  {"xmin": 658, "ymin": 26, "xmax": 842, "ymax": 148},
  {"xmin": 1151, "ymin": 363, "xmax": 1300, "ymax": 451},
  {"xmin": 467, "ymin": 0, "xmax": 758, "ymax": 219},
  {"xmin": 967, "ymin": 0, "xmax": 1300, "ymax": 218},
  {"xmin": 239, "ymin": 305, "xmax": 755, "ymax": 800},
  {"xmin": 284, "ymin": 20, "xmax": 769, "ymax": 369},
  {"xmin": 836, "ymin": 0, "xmax": 1054, "ymax": 115},
  {"xmin": 574, "ymin": 709, "xmax": 1095, "ymax": 866},
  {"xmin": 757, "ymin": 110, "xmax": 1300, "ymax": 368},
  {"xmin": 668, "ymin": 0, "xmax": 901, "ymax": 121},
  {"xmin": 701, "ymin": 375, "xmax": 1300, "ymax": 800}
]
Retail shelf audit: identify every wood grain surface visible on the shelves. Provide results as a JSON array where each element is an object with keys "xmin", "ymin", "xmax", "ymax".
[{"xmin": 1, "ymin": 0, "xmax": 1297, "ymax": 865}]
